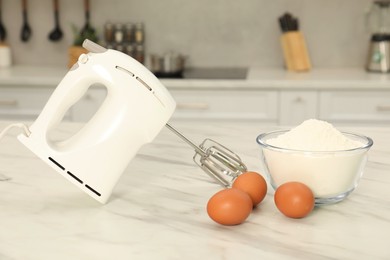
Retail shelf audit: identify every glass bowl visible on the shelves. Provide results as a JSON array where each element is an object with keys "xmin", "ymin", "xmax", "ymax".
[{"xmin": 256, "ymin": 130, "xmax": 373, "ymax": 205}]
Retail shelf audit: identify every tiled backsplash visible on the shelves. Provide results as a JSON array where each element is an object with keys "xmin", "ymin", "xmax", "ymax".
[{"xmin": 2, "ymin": 0, "xmax": 372, "ymax": 68}]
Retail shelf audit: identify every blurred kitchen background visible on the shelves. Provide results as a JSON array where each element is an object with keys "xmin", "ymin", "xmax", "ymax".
[
  {"xmin": 1, "ymin": 0, "xmax": 372, "ymax": 68},
  {"xmin": 1, "ymin": 0, "xmax": 389, "ymax": 126}
]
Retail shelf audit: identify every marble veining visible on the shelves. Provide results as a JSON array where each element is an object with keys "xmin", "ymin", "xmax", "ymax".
[
  {"xmin": 0, "ymin": 121, "xmax": 389, "ymax": 259},
  {"xmin": 0, "ymin": 173, "xmax": 11, "ymax": 181}
]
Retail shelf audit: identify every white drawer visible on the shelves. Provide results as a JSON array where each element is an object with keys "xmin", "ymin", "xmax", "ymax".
[
  {"xmin": 319, "ymin": 91, "xmax": 390, "ymax": 123},
  {"xmin": 169, "ymin": 89, "xmax": 278, "ymax": 121},
  {"xmin": 279, "ymin": 91, "xmax": 318, "ymax": 125},
  {"xmin": 0, "ymin": 88, "xmax": 55, "ymax": 120}
]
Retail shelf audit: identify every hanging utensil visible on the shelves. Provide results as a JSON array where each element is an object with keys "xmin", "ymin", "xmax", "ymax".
[
  {"xmin": 20, "ymin": 0, "xmax": 32, "ymax": 42},
  {"xmin": 80, "ymin": 0, "xmax": 95, "ymax": 38},
  {"xmin": 165, "ymin": 123, "xmax": 247, "ymax": 187},
  {"xmin": 48, "ymin": 0, "xmax": 63, "ymax": 41},
  {"xmin": 0, "ymin": 0, "xmax": 6, "ymax": 42}
]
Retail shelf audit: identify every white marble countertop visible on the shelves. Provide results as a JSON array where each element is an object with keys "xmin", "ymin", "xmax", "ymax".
[
  {"xmin": 0, "ymin": 120, "xmax": 389, "ymax": 259},
  {"xmin": 164, "ymin": 68, "xmax": 390, "ymax": 90},
  {"xmin": 1, "ymin": 65, "xmax": 390, "ymax": 90}
]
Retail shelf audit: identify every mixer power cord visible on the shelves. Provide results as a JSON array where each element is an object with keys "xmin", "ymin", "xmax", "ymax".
[{"xmin": 0, "ymin": 123, "xmax": 31, "ymax": 140}]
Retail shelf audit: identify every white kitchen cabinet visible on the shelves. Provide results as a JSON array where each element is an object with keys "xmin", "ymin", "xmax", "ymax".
[
  {"xmin": 279, "ymin": 91, "xmax": 318, "ymax": 125},
  {"xmin": 3, "ymin": 87, "xmax": 390, "ymax": 126},
  {"xmin": 59, "ymin": 88, "xmax": 279, "ymax": 123},
  {"xmin": 169, "ymin": 89, "xmax": 279, "ymax": 123},
  {"xmin": 319, "ymin": 90, "xmax": 390, "ymax": 125},
  {"xmin": 0, "ymin": 87, "xmax": 57, "ymax": 121},
  {"xmin": 1, "ymin": 67, "xmax": 390, "ymax": 126},
  {"xmin": 0, "ymin": 86, "xmax": 106, "ymax": 123},
  {"xmin": 70, "ymin": 87, "xmax": 107, "ymax": 122}
]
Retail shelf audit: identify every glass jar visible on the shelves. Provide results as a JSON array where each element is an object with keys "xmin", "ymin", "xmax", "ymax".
[
  {"xmin": 134, "ymin": 23, "xmax": 144, "ymax": 44},
  {"xmin": 134, "ymin": 44, "xmax": 145, "ymax": 64},
  {"xmin": 114, "ymin": 23, "xmax": 124, "ymax": 44},
  {"xmin": 104, "ymin": 22, "xmax": 114, "ymax": 43},
  {"xmin": 124, "ymin": 23, "xmax": 134, "ymax": 43}
]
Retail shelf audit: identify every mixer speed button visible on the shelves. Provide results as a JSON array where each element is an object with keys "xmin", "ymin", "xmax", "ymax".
[{"xmin": 78, "ymin": 54, "xmax": 89, "ymax": 64}]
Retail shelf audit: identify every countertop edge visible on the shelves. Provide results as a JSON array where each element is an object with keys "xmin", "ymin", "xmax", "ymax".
[{"xmin": 0, "ymin": 66, "xmax": 389, "ymax": 90}]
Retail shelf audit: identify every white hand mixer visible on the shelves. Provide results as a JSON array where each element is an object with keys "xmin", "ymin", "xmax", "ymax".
[{"xmin": 13, "ymin": 40, "xmax": 247, "ymax": 203}]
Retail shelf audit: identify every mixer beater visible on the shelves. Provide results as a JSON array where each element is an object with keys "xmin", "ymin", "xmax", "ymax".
[{"xmin": 165, "ymin": 123, "xmax": 247, "ymax": 187}]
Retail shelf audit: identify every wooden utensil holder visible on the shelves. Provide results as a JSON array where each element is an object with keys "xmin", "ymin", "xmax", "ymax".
[{"xmin": 281, "ymin": 31, "xmax": 311, "ymax": 72}]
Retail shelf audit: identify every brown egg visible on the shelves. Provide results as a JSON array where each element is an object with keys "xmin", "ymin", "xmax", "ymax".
[
  {"xmin": 207, "ymin": 188, "xmax": 253, "ymax": 225},
  {"xmin": 274, "ymin": 182, "xmax": 315, "ymax": 218},
  {"xmin": 232, "ymin": 171, "xmax": 268, "ymax": 207}
]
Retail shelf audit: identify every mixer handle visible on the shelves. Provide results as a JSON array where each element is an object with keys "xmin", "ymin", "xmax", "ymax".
[{"xmin": 28, "ymin": 58, "xmax": 111, "ymax": 139}]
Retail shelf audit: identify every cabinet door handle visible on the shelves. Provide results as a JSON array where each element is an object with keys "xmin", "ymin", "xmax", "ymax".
[
  {"xmin": 294, "ymin": 97, "xmax": 304, "ymax": 103},
  {"xmin": 176, "ymin": 102, "xmax": 209, "ymax": 110},
  {"xmin": 376, "ymin": 105, "xmax": 390, "ymax": 111},
  {"xmin": 0, "ymin": 100, "xmax": 18, "ymax": 106}
]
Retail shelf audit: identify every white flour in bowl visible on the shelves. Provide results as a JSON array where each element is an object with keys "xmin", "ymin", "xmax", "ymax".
[
  {"xmin": 260, "ymin": 119, "xmax": 370, "ymax": 200},
  {"xmin": 267, "ymin": 119, "xmax": 363, "ymax": 151}
]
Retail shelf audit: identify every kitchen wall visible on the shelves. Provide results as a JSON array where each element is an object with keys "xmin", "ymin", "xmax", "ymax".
[{"xmin": 2, "ymin": 0, "xmax": 372, "ymax": 68}]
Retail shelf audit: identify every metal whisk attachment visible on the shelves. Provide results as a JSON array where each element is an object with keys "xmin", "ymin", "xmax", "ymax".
[{"xmin": 165, "ymin": 123, "xmax": 247, "ymax": 187}]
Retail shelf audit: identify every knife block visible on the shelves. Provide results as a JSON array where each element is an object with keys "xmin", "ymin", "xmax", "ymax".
[{"xmin": 281, "ymin": 31, "xmax": 311, "ymax": 72}]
